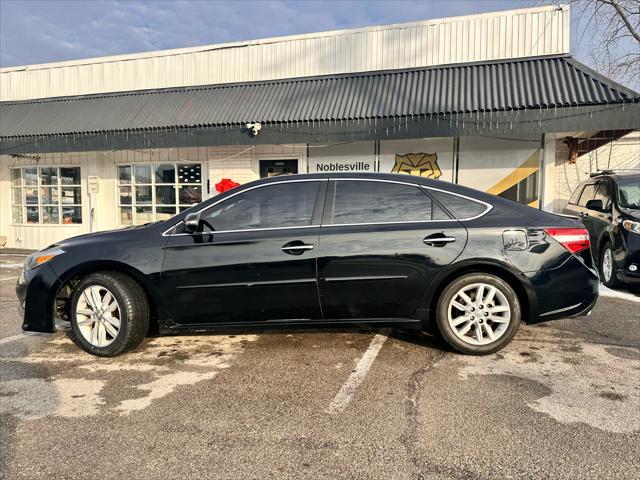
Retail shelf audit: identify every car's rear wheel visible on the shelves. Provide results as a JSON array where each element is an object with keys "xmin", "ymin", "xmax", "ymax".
[
  {"xmin": 70, "ymin": 272, "xmax": 149, "ymax": 356},
  {"xmin": 436, "ymin": 273, "xmax": 521, "ymax": 355},
  {"xmin": 599, "ymin": 241, "xmax": 620, "ymax": 289}
]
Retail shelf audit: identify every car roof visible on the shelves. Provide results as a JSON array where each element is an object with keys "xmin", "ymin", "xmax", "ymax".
[
  {"xmin": 587, "ymin": 171, "xmax": 640, "ymax": 182},
  {"xmin": 251, "ymin": 171, "xmax": 480, "ymax": 196}
]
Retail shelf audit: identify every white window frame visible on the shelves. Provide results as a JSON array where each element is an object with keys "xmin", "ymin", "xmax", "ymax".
[
  {"xmin": 117, "ymin": 162, "xmax": 204, "ymax": 225},
  {"xmin": 10, "ymin": 166, "xmax": 83, "ymax": 226}
]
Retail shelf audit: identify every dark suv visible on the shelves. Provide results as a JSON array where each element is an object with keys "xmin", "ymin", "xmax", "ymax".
[{"xmin": 564, "ymin": 170, "xmax": 640, "ymax": 288}]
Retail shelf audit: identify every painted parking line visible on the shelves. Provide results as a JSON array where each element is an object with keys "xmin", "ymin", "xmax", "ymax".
[
  {"xmin": 0, "ymin": 263, "xmax": 24, "ymax": 269},
  {"xmin": 0, "ymin": 332, "xmax": 50, "ymax": 345},
  {"xmin": 0, "ymin": 276, "xmax": 19, "ymax": 282},
  {"xmin": 326, "ymin": 331, "xmax": 389, "ymax": 415},
  {"xmin": 599, "ymin": 285, "xmax": 640, "ymax": 303}
]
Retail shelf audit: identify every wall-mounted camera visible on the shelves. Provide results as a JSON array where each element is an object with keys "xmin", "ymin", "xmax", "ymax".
[{"xmin": 245, "ymin": 122, "xmax": 262, "ymax": 136}]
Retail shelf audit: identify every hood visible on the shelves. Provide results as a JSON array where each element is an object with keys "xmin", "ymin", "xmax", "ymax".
[
  {"xmin": 46, "ymin": 222, "xmax": 163, "ymax": 250},
  {"xmin": 621, "ymin": 208, "xmax": 640, "ymax": 221}
]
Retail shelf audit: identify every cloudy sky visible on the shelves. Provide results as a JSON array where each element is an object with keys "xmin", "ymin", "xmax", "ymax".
[{"xmin": 0, "ymin": 0, "xmax": 637, "ymax": 88}]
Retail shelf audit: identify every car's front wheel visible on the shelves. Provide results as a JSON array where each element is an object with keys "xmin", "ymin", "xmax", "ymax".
[
  {"xmin": 70, "ymin": 272, "xmax": 149, "ymax": 356},
  {"xmin": 599, "ymin": 241, "xmax": 620, "ymax": 289},
  {"xmin": 436, "ymin": 273, "xmax": 521, "ymax": 355}
]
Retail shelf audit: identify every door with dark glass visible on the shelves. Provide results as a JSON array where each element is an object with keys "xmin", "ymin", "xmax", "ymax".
[
  {"xmin": 316, "ymin": 179, "xmax": 468, "ymax": 320},
  {"xmin": 162, "ymin": 179, "xmax": 325, "ymax": 325}
]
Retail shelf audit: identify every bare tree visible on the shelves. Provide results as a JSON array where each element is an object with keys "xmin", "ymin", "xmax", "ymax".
[{"xmin": 532, "ymin": 1, "xmax": 640, "ymax": 90}]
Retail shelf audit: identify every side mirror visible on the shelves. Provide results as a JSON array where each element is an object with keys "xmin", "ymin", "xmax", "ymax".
[
  {"xmin": 585, "ymin": 199, "xmax": 604, "ymax": 212},
  {"xmin": 184, "ymin": 212, "xmax": 200, "ymax": 232}
]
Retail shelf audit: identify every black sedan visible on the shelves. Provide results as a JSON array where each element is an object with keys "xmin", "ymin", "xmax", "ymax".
[{"xmin": 17, "ymin": 173, "xmax": 599, "ymax": 356}]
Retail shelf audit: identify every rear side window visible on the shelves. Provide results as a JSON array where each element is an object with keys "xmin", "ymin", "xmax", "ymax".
[
  {"xmin": 568, "ymin": 185, "xmax": 584, "ymax": 205},
  {"xmin": 201, "ymin": 181, "xmax": 321, "ymax": 231},
  {"xmin": 593, "ymin": 182, "xmax": 612, "ymax": 209},
  {"xmin": 428, "ymin": 189, "xmax": 489, "ymax": 220},
  {"xmin": 328, "ymin": 180, "xmax": 449, "ymax": 224},
  {"xmin": 577, "ymin": 183, "xmax": 598, "ymax": 207}
]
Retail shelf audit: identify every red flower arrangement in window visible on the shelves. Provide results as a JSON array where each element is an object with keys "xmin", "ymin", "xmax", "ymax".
[{"xmin": 215, "ymin": 178, "xmax": 240, "ymax": 194}]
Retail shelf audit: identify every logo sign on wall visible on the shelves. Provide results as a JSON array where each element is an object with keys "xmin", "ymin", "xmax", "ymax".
[{"xmin": 391, "ymin": 153, "xmax": 442, "ymax": 179}]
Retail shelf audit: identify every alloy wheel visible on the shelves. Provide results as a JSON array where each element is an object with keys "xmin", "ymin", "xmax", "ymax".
[
  {"xmin": 447, "ymin": 282, "xmax": 511, "ymax": 346},
  {"xmin": 602, "ymin": 248, "xmax": 613, "ymax": 282},
  {"xmin": 75, "ymin": 285, "xmax": 121, "ymax": 348}
]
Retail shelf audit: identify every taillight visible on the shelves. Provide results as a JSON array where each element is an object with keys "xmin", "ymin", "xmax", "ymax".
[{"xmin": 544, "ymin": 228, "xmax": 590, "ymax": 254}]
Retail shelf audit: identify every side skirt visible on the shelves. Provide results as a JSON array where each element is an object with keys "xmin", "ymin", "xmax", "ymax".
[{"xmin": 160, "ymin": 318, "xmax": 422, "ymax": 335}]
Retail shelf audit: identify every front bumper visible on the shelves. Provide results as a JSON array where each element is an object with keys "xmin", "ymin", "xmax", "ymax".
[
  {"xmin": 616, "ymin": 230, "xmax": 640, "ymax": 284},
  {"xmin": 16, "ymin": 263, "xmax": 61, "ymax": 333}
]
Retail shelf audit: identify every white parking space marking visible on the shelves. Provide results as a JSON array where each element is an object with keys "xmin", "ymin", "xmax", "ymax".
[
  {"xmin": 0, "ymin": 276, "xmax": 19, "ymax": 282},
  {"xmin": 0, "ymin": 332, "xmax": 50, "ymax": 345},
  {"xmin": 0, "ymin": 334, "xmax": 23, "ymax": 345},
  {"xmin": 0, "ymin": 263, "xmax": 24, "ymax": 269},
  {"xmin": 599, "ymin": 285, "xmax": 640, "ymax": 303},
  {"xmin": 326, "ymin": 332, "xmax": 389, "ymax": 415}
]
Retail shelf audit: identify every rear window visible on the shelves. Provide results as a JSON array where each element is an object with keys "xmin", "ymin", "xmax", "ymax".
[
  {"xmin": 329, "ymin": 180, "xmax": 449, "ymax": 224},
  {"xmin": 428, "ymin": 189, "xmax": 489, "ymax": 220}
]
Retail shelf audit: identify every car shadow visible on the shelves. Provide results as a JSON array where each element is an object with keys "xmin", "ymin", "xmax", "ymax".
[{"xmin": 132, "ymin": 325, "xmax": 455, "ymax": 354}]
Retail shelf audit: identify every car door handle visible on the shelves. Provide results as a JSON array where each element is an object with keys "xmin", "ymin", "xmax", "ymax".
[
  {"xmin": 281, "ymin": 242, "xmax": 314, "ymax": 255},
  {"xmin": 423, "ymin": 235, "xmax": 456, "ymax": 247}
]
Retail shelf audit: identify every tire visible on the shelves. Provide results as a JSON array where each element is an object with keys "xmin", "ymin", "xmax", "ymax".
[
  {"xmin": 599, "ymin": 241, "xmax": 620, "ymax": 289},
  {"xmin": 436, "ymin": 273, "xmax": 521, "ymax": 355},
  {"xmin": 70, "ymin": 271, "xmax": 149, "ymax": 356}
]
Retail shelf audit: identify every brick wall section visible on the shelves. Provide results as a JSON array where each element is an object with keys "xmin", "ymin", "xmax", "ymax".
[
  {"xmin": 206, "ymin": 144, "xmax": 306, "ymax": 195},
  {"xmin": 553, "ymin": 130, "xmax": 640, "ymax": 213},
  {"xmin": 207, "ymin": 146, "xmax": 256, "ymax": 188}
]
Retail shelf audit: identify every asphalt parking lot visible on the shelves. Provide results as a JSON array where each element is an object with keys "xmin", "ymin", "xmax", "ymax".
[{"xmin": 1, "ymin": 253, "xmax": 639, "ymax": 480}]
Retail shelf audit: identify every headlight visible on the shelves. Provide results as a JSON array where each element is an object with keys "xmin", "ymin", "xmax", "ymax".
[
  {"xmin": 24, "ymin": 248, "xmax": 65, "ymax": 270},
  {"xmin": 622, "ymin": 220, "xmax": 640, "ymax": 234}
]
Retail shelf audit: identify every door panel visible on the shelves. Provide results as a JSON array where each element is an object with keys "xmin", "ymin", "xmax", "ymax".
[
  {"xmin": 316, "ymin": 179, "xmax": 468, "ymax": 320},
  {"xmin": 317, "ymin": 223, "xmax": 467, "ymax": 319},
  {"xmin": 162, "ymin": 228, "xmax": 321, "ymax": 324},
  {"xmin": 161, "ymin": 179, "xmax": 326, "ymax": 325}
]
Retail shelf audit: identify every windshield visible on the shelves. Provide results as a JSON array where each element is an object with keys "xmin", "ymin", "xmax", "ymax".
[{"xmin": 617, "ymin": 176, "xmax": 640, "ymax": 209}]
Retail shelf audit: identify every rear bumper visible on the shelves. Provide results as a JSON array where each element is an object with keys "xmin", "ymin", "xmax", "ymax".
[{"xmin": 526, "ymin": 254, "xmax": 600, "ymax": 323}]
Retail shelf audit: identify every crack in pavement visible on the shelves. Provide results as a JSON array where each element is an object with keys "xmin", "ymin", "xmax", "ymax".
[{"xmin": 399, "ymin": 351, "xmax": 485, "ymax": 480}]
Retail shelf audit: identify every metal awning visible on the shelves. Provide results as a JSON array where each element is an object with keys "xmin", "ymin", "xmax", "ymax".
[{"xmin": 1, "ymin": 55, "xmax": 638, "ymax": 140}]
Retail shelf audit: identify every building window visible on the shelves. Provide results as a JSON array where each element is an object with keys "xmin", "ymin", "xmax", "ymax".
[
  {"xmin": 118, "ymin": 163, "xmax": 203, "ymax": 224},
  {"xmin": 10, "ymin": 167, "xmax": 82, "ymax": 225}
]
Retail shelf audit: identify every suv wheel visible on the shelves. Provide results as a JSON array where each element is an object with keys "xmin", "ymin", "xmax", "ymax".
[
  {"xmin": 600, "ymin": 241, "xmax": 620, "ymax": 289},
  {"xmin": 70, "ymin": 272, "xmax": 149, "ymax": 356},
  {"xmin": 436, "ymin": 273, "xmax": 521, "ymax": 355}
]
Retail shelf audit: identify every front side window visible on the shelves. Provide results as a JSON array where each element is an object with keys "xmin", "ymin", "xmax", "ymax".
[
  {"xmin": 577, "ymin": 183, "xmax": 598, "ymax": 207},
  {"xmin": 118, "ymin": 163, "xmax": 202, "ymax": 224},
  {"xmin": 10, "ymin": 167, "xmax": 82, "ymax": 224},
  {"xmin": 616, "ymin": 177, "xmax": 640, "ymax": 209},
  {"xmin": 593, "ymin": 182, "xmax": 612, "ymax": 209},
  {"xmin": 200, "ymin": 181, "xmax": 321, "ymax": 231},
  {"xmin": 328, "ymin": 180, "xmax": 448, "ymax": 224}
]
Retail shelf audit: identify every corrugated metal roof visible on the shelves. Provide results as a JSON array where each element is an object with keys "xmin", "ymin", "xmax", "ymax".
[{"xmin": 1, "ymin": 56, "xmax": 637, "ymax": 139}]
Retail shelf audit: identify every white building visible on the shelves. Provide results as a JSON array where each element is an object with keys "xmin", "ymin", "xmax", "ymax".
[{"xmin": 1, "ymin": 5, "xmax": 638, "ymax": 250}]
